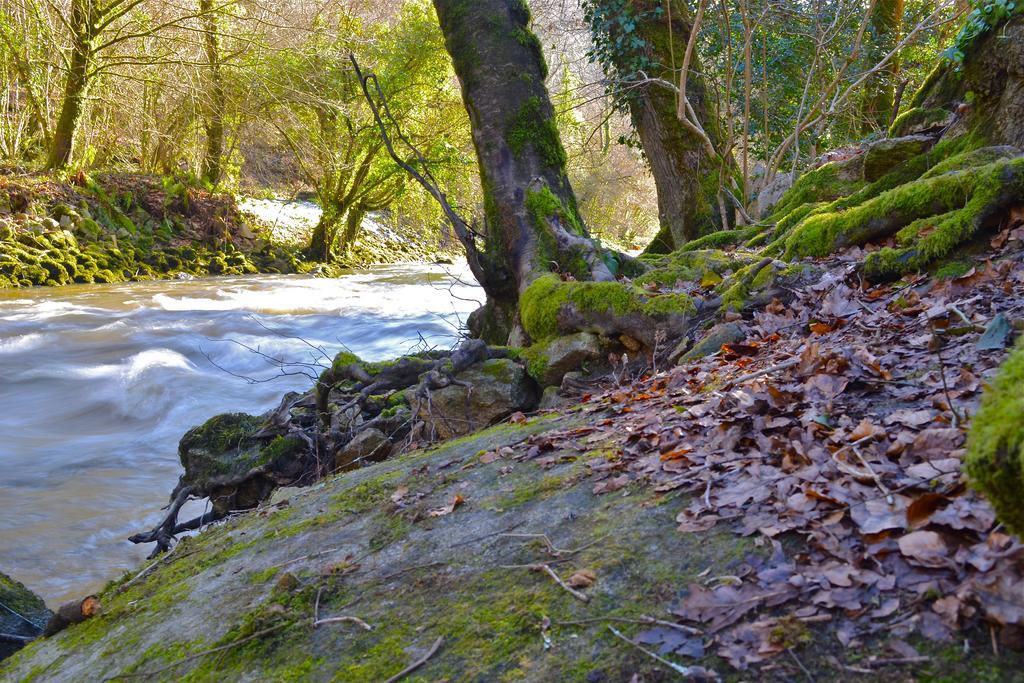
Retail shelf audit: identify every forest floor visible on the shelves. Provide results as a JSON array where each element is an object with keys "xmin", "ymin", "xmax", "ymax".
[
  {"xmin": 0, "ymin": 170, "xmax": 459, "ymax": 289},
  {"xmin": 3, "ymin": 221, "xmax": 1024, "ymax": 681}
]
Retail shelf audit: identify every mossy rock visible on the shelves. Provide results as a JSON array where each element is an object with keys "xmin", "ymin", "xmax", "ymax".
[
  {"xmin": 519, "ymin": 274, "xmax": 695, "ymax": 346},
  {"xmin": 0, "ymin": 571, "xmax": 50, "ymax": 662},
  {"xmin": 522, "ymin": 332, "xmax": 602, "ymax": 387},
  {"xmin": 965, "ymin": 340, "xmax": 1024, "ymax": 536},
  {"xmin": 178, "ymin": 413, "xmax": 265, "ymax": 489},
  {"xmin": 862, "ymin": 135, "xmax": 937, "ymax": 182}
]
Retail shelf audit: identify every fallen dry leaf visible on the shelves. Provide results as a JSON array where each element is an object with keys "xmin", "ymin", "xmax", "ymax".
[
  {"xmin": 427, "ymin": 494, "xmax": 465, "ymax": 517},
  {"xmin": 898, "ymin": 530, "xmax": 949, "ymax": 568},
  {"xmin": 566, "ymin": 569, "xmax": 597, "ymax": 589}
]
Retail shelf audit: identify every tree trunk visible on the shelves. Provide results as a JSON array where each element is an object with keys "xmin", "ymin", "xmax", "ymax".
[
  {"xmin": 904, "ymin": 15, "xmax": 1024, "ymax": 148},
  {"xmin": 47, "ymin": 0, "xmax": 94, "ymax": 169},
  {"xmin": 200, "ymin": 0, "xmax": 226, "ymax": 186},
  {"xmin": 433, "ymin": 0, "xmax": 612, "ymax": 327},
  {"xmin": 591, "ymin": 0, "xmax": 726, "ymax": 252},
  {"xmin": 338, "ymin": 207, "xmax": 366, "ymax": 253},
  {"xmin": 309, "ymin": 210, "xmax": 342, "ymax": 262},
  {"xmin": 861, "ymin": 0, "xmax": 905, "ymax": 133}
]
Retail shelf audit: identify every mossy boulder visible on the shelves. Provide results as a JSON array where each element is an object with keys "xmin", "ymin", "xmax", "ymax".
[
  {"xmin": 519, "ymin": 274, "xmax": 695, "ymax": 347},
  {"xmin": 178, "ymin": 414, "xmax": 309, "ymax": 514},
  {"xmin": 862, "ymin": 135, "xmax": 938, "ymax": 181},
  {"xmin": 416, "ymin": 359, "xmax": 538, "ymax": 440},
  {"xmin": 966, "ymin": 340, "xmax": 1024, "ymax": 537},
  {"xmin": 523, "ymin": 332, "xmax": 602, "ymax": 388},
  {"xmin": 0, "ymin": 571, "xmax": 49, "ymax": 662},
  {"xmin": 335, "ymin": 428, "xmax": 392, "ymax": 470},
  {"xmin": 675, "ymin": 321, "xmax": 747, "ymax": 364}
]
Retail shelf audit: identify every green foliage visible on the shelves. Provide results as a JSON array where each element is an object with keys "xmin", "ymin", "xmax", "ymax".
[{"xmin": 944, "ymin": 0, "xmax": 1022, "ymax": 64}]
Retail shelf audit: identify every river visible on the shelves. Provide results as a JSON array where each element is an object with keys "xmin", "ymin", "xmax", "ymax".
[{"xmin": 0, "ymin": 265, "xmax": 481, "ymax": 604}]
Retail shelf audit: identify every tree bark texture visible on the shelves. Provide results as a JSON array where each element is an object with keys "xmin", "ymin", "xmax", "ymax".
[
  {"xmin": 47, "ymin": 0, "xmax": 96, "ymax": 169},
  {"xmin": 597, "ymin": 0, "xmax": 725, "ymax": 252},
  {"xmin": 201, "ymin": 0, "xmax": 226, "ymax": 186},
  {"xmin": 433, "ymin": 0, "xmax": 612, "ymax": 316}
]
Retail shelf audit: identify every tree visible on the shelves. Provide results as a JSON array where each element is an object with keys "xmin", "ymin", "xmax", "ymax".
[
  {"xmin": 431, "ymin": 0, "xmax": 615, "ymax": 338},
  {"xmin": 584, "ymin": 0, "xmax": 728, "ymax": 251},
  {"xmin": 265, "ymin": 2, "xmax": 456, "ymax": 261},
  {"xmin": 43, "ymin": 0, "xmax": 231, "ymax": 169},
  {"xmin": 862, "ymin": 0, "xmax": 906, "ymax": 132},
  {"xmin": 200, "ymin": 0, "xmax": 226, "ymax": 186}
]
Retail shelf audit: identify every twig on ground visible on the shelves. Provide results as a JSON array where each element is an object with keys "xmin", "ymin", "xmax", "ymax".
[
  {"xmin": 448, "ymin": 521, "xmax": 526, "ymax": 548},
  {"xmin": 381, "ymin": 636, "xmax": 444, "ymax": 683},
  {"xmin": 852, "ymin": 446, "xmax": 894, "ymax": 505},
  {"xmin": 607, "ymin": 625, "xmax": 702, "ymax": 678},
  {"xmin": 313, "ymin": 616, "xmax": 373, "ymax": 631},
  {"xmin": 724, "ymin": 357, "xmax": 800, "ymax": 388},
  {"xmin": 525, "ymin": 564, "xmax": 590, "ymax": 603},
  {"xmin": 555, "ymin": 615, "xmax": 701, "ymax": 635},
  {"xmin": 499, "ymin": 533, "xmax": 607, "ymax": 558},
  {"xmin": 933, "ymin": 335, "xmax": 963, "ymax": 428},
  {"xmin": 116, "ymin": 542, "xmax": 184, "ymax": 595},
  {"xmin": 788, "ymin": 647, "xmax": 816, "ymax": 682}
]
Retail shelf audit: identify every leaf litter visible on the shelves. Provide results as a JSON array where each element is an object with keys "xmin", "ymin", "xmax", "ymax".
[{"xmin": 491, "ymin": 244, "xmax": 1024, "ymax": 674}]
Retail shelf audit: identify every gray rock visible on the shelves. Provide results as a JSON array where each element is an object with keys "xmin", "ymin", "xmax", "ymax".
[
  {"xmin": 417, "ymin": 358, "xmax": 537, "ymax": 440},
  {"xmin": 862, "ymin": 135, "xmax": 937, "ymax": 181},
  {"xmin": 336, "ymin": 428, "xmax": 392, "ymax": 469},
  {"xmin": 674, "ymin": 322, "xmax": 747, "ymax": 364},
  {"xmin": 0, "ymin": 571, "xmax": 50, "ymax": 662},
  {"xmin": 539, "ymin": 385, "xmax": 566, "ymax": 410},
  {"xmin": 754, "ymin": 171, "xmax": 794, "ymax": 218},
  {"xmin": 535, "ymin": 332, "xmax": 602, "ymax": 388}
]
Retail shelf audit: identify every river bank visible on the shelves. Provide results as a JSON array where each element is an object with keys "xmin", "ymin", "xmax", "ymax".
[{"xmin": 0, "ymin": 171, "xmax": 461, "ymax": 290}]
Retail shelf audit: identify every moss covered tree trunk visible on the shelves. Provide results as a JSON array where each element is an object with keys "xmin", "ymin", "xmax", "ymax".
[
  {"xmin": 592, "ymin": 0, "xmax": 725, "ymax": 253},
  {"xmin": 433, "ymin": 0, "xmax": 614, "ymax": 342},
  {"xmin": 861, "ymin": 0, "xmax": 905, "ymax": 133},
  {"xmin": 47, "ymin": 0, "xmax": 96, "ymax": 169},
  {"xmin": 201, "ymin": 0, "xmax": 226, "ymax": 186}
]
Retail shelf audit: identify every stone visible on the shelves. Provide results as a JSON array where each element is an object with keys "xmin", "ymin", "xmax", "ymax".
[
  {"xmin": 417, "ymin": 358, "xmax": 537, "ymax": 440},
  {"xmin": 862, "ymin": 135, "xmax": 937, "ymax": 181},
  {"xmin": 0, "ymin": 571, "xmax": 50, "ymax": 662},
  {"xmin": 674, "ymin": 322, "xmax": 747, "ymax": 364},
  {"xmin": 177, "ymin": 413, "xmax": 309, "ymax": 513},
  {"xmin": 754, "ymin": 171, "xmax": 794, "ymax": 218},
  {"xmin": 335, "ymin": 428, "xmax": 392, "ymax": 469},
  {"xmin": 537, "ymin": 332, "xmax": 602, "ymax": 387},
  {"xmin": 539, "ymin": 385, "xmax": 566, "ymax": 410}
]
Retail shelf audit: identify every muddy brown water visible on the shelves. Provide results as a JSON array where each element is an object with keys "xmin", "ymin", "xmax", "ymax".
[{"xmin": 0, "ymin": 265, "xmax": 480, "ymax": 604}]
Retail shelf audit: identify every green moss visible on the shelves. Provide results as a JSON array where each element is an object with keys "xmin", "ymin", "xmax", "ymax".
[
  {"xmin": 965, "ymin": 340, "xmax": 1024, "ymax": 536},
  {"xmin": 771, "ymin": 162, "xmax": 865, "ymax": 220},
  {"xmin": 258, "ymin": 436, "xmax": 305, "ymax": 467},
  {"xmin": 863, "ymin": 157, "xmax": 1024, "ymax": 280},
  {"xmin": 635, "ymin": 249, "xmax": 750, "ymax": 288},
  {"xmin": 641, "ymin": 293, "xmax": 696, "ymax": 316},
  {"xmin": 507, "ymin": 97, "xmax": 567, "ymax": 171},
  {"xmin": 520, "ymin": 344, "xmax": 549, "ymax": 383},
  {"xmin": 889, "ymin": 107, "xmax": 953, "ymax": 137},
  {"xmin": 519, "ymin": 274, "xmax": 643, "ymax": 341}
]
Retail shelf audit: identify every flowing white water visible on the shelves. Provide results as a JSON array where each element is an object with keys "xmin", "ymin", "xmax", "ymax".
[{"xmin": 0, "ymin": 265, "xmax": 481, "ymax": 604}]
